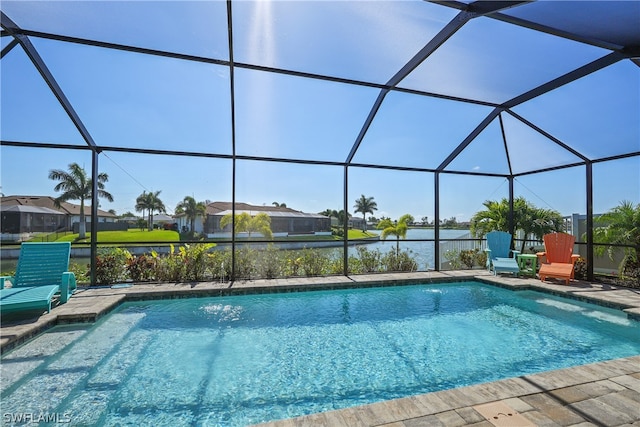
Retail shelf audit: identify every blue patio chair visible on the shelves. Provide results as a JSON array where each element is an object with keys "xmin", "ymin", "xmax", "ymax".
[
  {"xmin": 485, "ymin": 231, "xmax": 520, "ymax": 276},
  {"xmin": 1, "ymin": 242, "xmax": 76, "ymax": 314}
]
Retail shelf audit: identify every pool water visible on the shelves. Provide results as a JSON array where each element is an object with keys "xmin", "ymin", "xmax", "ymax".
[{"xmin": 2, "ymin": 282, "xmax": 640, "ymax": 426}]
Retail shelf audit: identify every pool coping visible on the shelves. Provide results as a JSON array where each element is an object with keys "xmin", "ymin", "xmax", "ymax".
[{"xmin": 1, "ymin": 270, "xmax": 640, "ymax": 426}]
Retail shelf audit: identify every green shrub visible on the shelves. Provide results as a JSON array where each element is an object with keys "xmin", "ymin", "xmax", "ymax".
[
  {"xmin": 68, "ymin": 261, "xmax": 89, "ymax": 284},
  {"xmin": 234, "ymin": 247, "xmax": 256, "ymax": 279},
  {"xmin": 474, "ymin": 250, "xmax": 487, "ymax": 269},
  {"xmin": 153, "ymin": 243, "xmax": 214, "ymax": 282},
  {"xmin": 155, "ymin": 245, "xmax": 185, "ymax": 282},
  {"xmin": 444, "ymin": 250, "xmax": 462, "ymax": 269},
  {"xmin": 206, "ymin": 249, "xmax": 233, "ymax": 281},
  {"xmin": 94, "ymin": 247, "xmax": 131, "ymax": 285},
  {"xmin": 181, "ymin": 243, "xmax": 215, "ymax": 281},
  {"xmin": 381, "ymin": 249, "xmax": 418, "ymax": 272},
  {"xmin": 459, "ymin": 249, "xmax": 476, "ymax": 269},
  {"xmin": 295, "ymin": 248, "xmax": 326, "ymax": 277},
  {"xmin": 355, "ymin": 246, "xmax": 382, "ymax": 273},
  {"xmin": 126, "ymin": 254, "xmax": 157, "ymax": 282},
  {"xmin": 255, "ymin": 244, "xmax": 285, "ymax": 279}
]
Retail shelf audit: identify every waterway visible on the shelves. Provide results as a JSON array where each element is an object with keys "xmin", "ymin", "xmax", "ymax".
[
  {"xmin": 347, "ymin": 228, "xmax": 471, "ymax": 270},
  {"xmin": 0, "ymin": 229, "xmax": 471, "ymax": 273}
]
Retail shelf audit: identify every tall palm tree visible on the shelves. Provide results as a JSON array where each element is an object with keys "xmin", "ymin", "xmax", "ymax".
[
  {"xmin": 135, "ymin": 191, "xmax": 165, "ymax": 231},
  {"xmin": 49, "ymin": 162, "xmax": 113, "ymax": 239},
  {"xmin": 176, "ymin": 196, "xmax": 206, "ymax": 233},
  {"xmin": 220, "ymin": 212, "xmax": 273, "ymax": 239},
  {"xmin": 354, "ymin": 194, "xmax": 377, "ymax": 231},
  {"xmin": 377, "ymin": 214, "xmax": 414, "ymax": 256},
  {"xmin": 593, "ymin": 200, "xmax": 640, "ymax": 275}
]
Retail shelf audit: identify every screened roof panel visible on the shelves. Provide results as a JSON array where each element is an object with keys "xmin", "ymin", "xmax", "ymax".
[
  {"xmin": 500, "ymin": 113, "xmax": 584, "ymax": 175},
  {"xmin": 232, "ymin": 0, "xmax": 457, "ymax": 83},
  {"xmin": 399, "ymin": 15, "xmax": 610, "ymax": 104},
  {"xmin": 444, "ymin": 118, "xmax": 510, "ymax": 175},
  {"xmin": 512, "ymin": 60, "xmax": 640, "ymax": 160},
  {"xmin": 235, "ymin": 160, "xmax": 343, "ymax": 215},
  {"xmin": 31, "ymin": 37, "xmax": 232, "ymax": 153},
  {"xmin": 0, "ymin": 0, "xmax": 638, "ymax": 183},
  {"xmin": 235, "ymin": 68, "xmax": 379, "ymax": 162},
  {"xmin": 348, "ymin": 166, "xmax": 435, "ymax": 221},
  {"xmin": 99, "ymin": 153, "xmax": 232, "ymax": 215},
  {"xmin": 352, "ymin": 91, "xmax": 493, "ymax": 169},
  {"xmin": 1, "ymin": 146, "xmax": 93, "ymax": 197},
  {"xmin": 1, "ymin": 1, "xmax": 229, "ymax": 60},
  {"xmin": 0, "ymin": 44, "xmax": 85, "ymax": 145},
  {"xmin": 1, "ymin": 35, "xmax": 13, "ymax": 50},
  {"xmin": 500, "ymin": 1, "xmax": 640, "ymax": 48}
]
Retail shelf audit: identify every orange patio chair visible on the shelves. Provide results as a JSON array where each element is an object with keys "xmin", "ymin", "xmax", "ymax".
[{"xmin": 536, "ymin": 232, "xmax": 580, "ymax": 285}]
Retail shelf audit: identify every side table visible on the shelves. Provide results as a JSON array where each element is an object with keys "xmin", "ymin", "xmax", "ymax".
[{"xmin": 517, "ymin": 253, "xmax": 538, "ymax": 278}]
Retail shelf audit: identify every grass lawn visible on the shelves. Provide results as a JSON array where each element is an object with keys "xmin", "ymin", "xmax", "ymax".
[
  {"xmin": 57, "ymin": 229, "xmax": 180, "ymax": 243},
  {"xmin": 347, "ymin": 229, "xmax": 379, "ymax": 239}
]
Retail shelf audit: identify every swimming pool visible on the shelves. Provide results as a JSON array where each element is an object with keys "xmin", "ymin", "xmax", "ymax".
[{"xmin": 2, "ymin": 281, "xmax": 639, "ymax": 426}]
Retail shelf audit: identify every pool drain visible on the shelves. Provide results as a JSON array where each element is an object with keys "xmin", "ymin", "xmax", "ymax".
[{"xmin": 472, "ymin": 401, "xmax": 535, "ymax": 427}]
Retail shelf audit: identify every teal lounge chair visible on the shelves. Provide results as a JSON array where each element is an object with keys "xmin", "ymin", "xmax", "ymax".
[
  {"xmin": 1, "ymin": 242, "xmax": 76, "ymax": 314},
  {"xmin": 485, "ymin": 231, "xmax": 520, "ymax": 276}
]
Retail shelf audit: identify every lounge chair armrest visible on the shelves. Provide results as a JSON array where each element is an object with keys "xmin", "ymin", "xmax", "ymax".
[
  {"xmin": 511, "ymin": 250, "xmax": 521, "ymax": 257},
  {"xmin": 0, "ymin": 276, "xmax": 14, "ymax": 289},
  {"xmin": 484, "ymin": 249, "xmax": 492, "ymax": 267},
  {"xmin": 59, "ymin": 272, "xmax": 76, "ymax": 304},
  {"xmin": 570, "ymin": 254, "xmax": 580, "ymax": 265},
  {"xmin": 64, "ymin": 271, "xmax": 77, "ymax": 293}
]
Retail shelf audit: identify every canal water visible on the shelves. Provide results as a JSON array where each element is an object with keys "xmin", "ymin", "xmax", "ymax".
[{"xmin": 0, "ymin": 229, "xmax": 471, "ymax": 274}]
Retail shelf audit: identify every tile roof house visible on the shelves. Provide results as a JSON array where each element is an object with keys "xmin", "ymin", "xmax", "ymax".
[
  {"xmin": 1, "ymin": 195, "xmax": 117, "ymax": 239},
  {"xmin": 175, "ymin": 201, "xmax": 331, "ymax": 237}
]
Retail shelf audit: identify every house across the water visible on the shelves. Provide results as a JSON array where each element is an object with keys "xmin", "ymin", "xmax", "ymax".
[
  {"xmin": 175, "ymin": 201, "xmax": 331, "ymax": 238},
  {"xmin": 1, "ymin": 195, "xmax": 118, "ymax": 242}
]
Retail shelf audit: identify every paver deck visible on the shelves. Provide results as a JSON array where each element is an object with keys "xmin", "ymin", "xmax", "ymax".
[{"xmin": 2, "ymin": 270, "xmax": 640, "ymax": 426}]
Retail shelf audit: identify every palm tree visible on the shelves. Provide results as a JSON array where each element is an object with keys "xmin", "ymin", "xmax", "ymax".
[
  {"xmin": 135, "ymin": 191, "xmax": 166, "ymax": 231},
  {"xmin": 176, "ymin": 196, "xmax": 206, "ymax": 233},
  {"xmin": 272, "ymin": 202, "xmax": 287, "ymax": 208},
  {"xmin": 469, "ymin": 199, "xmax": 510, "ymax": 237},
  {"xmin": 318, "ymin": 209, "xmax": 351, "ymax": 227},
  {"xmin": 220, "ymin": 212, "xmax": 273, "ymax": 239},
  {"xmin": 470, "ymin": 197, "xmax": 562, "ymax": 253},
  {"xmin": 354, "ymin": 195, "xmax": 377, "ymax": 231},
  {"xmin": 336, "ymin": 210, "xmax": 350, "ymax": 227},
  {"xmin": 48, "ymin": 162, "xmax": 113, "ymax": 239},
  {"xmin": 593, "ymin": 200, "xmax": 640, "ymax": 276},
  {"xmin": 319, "ymin": 209, "xmax": 337, "ymax": 218},
  {"xmin": 377, "ymin": 214, "xmax": 414, "ymax": 256}
]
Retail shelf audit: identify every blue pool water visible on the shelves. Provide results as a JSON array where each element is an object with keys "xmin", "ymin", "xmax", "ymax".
[{"xmin": 2, "ymin": 281, "xmax": 640, "ymax": 426}]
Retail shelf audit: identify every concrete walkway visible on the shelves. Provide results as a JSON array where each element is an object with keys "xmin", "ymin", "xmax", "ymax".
[{"xmin": 2, "ymin": 271, "xmax": 640, "ymax": 426}]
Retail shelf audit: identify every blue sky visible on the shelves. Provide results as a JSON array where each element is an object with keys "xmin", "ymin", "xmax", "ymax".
[{"xmin": 1, "ymin": 1, "xmax": 638, "ymax": 222}]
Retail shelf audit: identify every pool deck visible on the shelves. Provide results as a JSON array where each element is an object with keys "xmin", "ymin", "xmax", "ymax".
[{"xmin": 2, "ymin": 270, "xmax": 640, "ymax": 426}]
